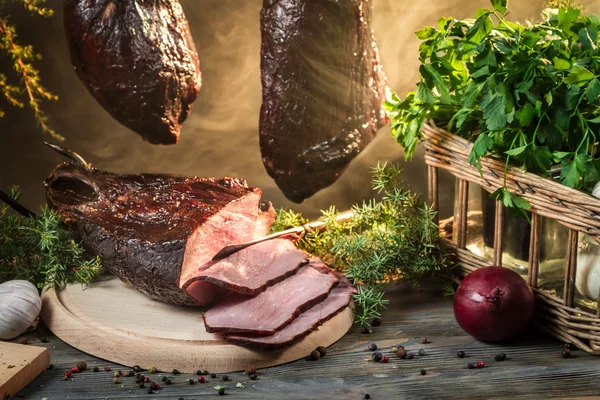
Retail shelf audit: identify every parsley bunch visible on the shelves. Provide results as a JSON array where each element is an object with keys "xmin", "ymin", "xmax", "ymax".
[
  {"xmin": 0, "ymin": 187, "xmax": 102, "ymax": 289},
  {"xmin": 271, "ymin": 164, "xmax": 452, "ymax": 327},
  {"xmin": 385, "ymin": 0, "xmax": 600, "ymax": 210}
]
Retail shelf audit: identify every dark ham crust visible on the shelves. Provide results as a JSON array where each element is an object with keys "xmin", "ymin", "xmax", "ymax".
[
  {"xmin": 225, "ymin": 273, "xmax": 356, "ymax": 349},
  {"xmin": 183, "ymin": 239, "xmax": 309, "ymax": 296},
  {"xmin": 64, "ymin": 0, "xmax": 201, "ymax": 145},
  {"xmin": 45, "ymin": 163, "xmax": 273, "ymax": 306},
  {"xmin": 259, "ymin": 0, "xmax": 389, "ymax": 202},
  {"xmin": 203, "ymin": 259, "xmax": 339, "ymax": 335}
]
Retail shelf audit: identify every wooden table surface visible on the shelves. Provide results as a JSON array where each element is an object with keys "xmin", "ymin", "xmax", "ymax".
[{"xmin": 13, "ymin": 281, "xmax": 599, "ymax": 400}]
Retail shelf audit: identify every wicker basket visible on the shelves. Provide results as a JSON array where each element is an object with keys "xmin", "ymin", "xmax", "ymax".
[{"xmin": 422, "ymin": 121, "xmax": 600, "ymax": 355}]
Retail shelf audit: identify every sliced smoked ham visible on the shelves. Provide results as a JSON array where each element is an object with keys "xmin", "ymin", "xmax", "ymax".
[
  {"xmin": 183, "ymin": 238, "xmax": 308, "ymax": 299},
  {"xmin": 203, "ymin": 259, "xmax": 339, "ymax": 335},
  {"xmin": 226, "ymin": 274, "xmax": 356, "ymax": 349}
]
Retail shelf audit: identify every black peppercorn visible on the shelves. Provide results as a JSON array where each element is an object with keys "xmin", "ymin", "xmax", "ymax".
[
  {"xmin": 138, "ymin": 382, "xmax": 145, "ymax": 389},
  {"xmin": 418, "ymin": 349, "xmax": 425, "ymax": 356},
  {"xmin": 500, "ymin": 353, "xmax": 506, "ymax": 361},
  {"xmin": 420, "ymin": 369, "xmax": 426, "ymax": 375},
  {"xmin": 218, "ymin": 387, "xmax": 225, "ymax": 396},
  {"xmin": 457, "ymin": 350, "xmax": 465, "ymax": 358},
  {"xmin": 361, "ymin": 327, "xmax": 372, "ymax": 334},
  {"xmin": 179, "ymin": 398, "xmax": 184, "ymax": 400},
  {"xmin": 368, "ymin": 342, "xmax": 378, "ymax": 351},
  {"xmin": 562, "ymin": 349, "xmax": 571, "ymax": 358},
  {"xmin": 162, "ymin": 376, "xmax": 168, "ymax": 382},
  {"xmin": 172, "ymin": 369, "xmax": 180, "ymax": 375},
  {"xmin": 41, "ymin": 337, "xmax": 49, "ymax": 343},
  {"xmin": 211, "ymin": 373, "xmax": 217, "ymax": 378},
  {"xmin": 364, "ymin": 394, "xmax": 371, "ymax": 399},
  {"xmin": 147, "ymin": 388, "xmax": 153, "ymax": 395},
  {"xmin": 407, "ymin": 352, "xmax": 415, "ymax": 360},
  {"xmin": 47, "ymin": 364, "xmax": 54, "ymax": 370},
  {"xmin": 371, "ymin": 317, "xmax": 382, "ymax": 327},
  {"xmin": 249, "ymin": 374, "xmax": 257, "ymax": 380},
  {"xmin": 494, "ymin": 355, "xmax": 502, "ymax": 361},
  {"xmin": 132, "ymin": 365, "xmax": 142, "ymax": 373},
  {"xmin": 165, "ymin": 379, "xmax": 172, "ymax": 385},
  {"xmin": 222, "ymin": 375, "xmax": 229, "ymax": 381},
  {"xmin": 196, "ymin": 370, "xmax": 203, "ymax": 375},
  {"xmin": 316, "ymin": 346, "xmax": 327, "ymax": 357},
  {"xmin": 188, "ymin": 379, "xmax": 195, "ymax": 385},
  {"xmin": 372, "ymin": 351, "xmax": 383, "ymax": 362},
  {"xmin": 467, "ymin": 362, "xmax": 475, "ymax": 369},
  {"xmin": 127, "ymin": 371, "xmax": 135, "ymax": 377},
  {"xmin": 565, "ymin": 343, "xmax": 575, "ymax": 350}
]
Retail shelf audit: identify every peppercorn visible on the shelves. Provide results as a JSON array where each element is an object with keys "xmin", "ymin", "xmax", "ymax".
[
  {"xmin": 144, "ymin": 377, "xmax": 150, "ymax": 383},
  {"xmin": 71, "ymin": 366, "xmax": 79, "ymax": 374},
  {"xmin": 245, "ymin": 365, "xmax": 257, "ymax": 375},
  {"xmin": 457, "ymin": 350, "xmax": 465, "ymax": 358},
  {"xmin": 565, "ymin": 343, "xmax": 575, "ymax": 350},
  {"xmin": 420, "ymin": 369, "xmax": 426, "ymax": 375},
  {"xmin": 381, "ymin": 356, "xmax": 389, "ymax": 363},
  {"xmin": 113, "ymin": 377, "xmax": 119, "ymax": 384},
  {"xmin": 391, "ymin": 346, "xmax": 397, "ymax": 353},
  {"xmin": 367, "ymin": 342, "xmax": 378, "ymax": 351},
  {"xmin": 63, "ymin": 375, "xmax": 69, "ymax": 381},
  {"xmin": 113, "ymin": 371, "xmax": 121, "ymax": 378},
  {"xmin": 47, "ymin": 364, "xmax": 54, "ymax": 370},
  {"xmin": 138, "ymin": 382, "xmax": 145, "ymax": 389},
  {"xmin": 407, "ymin": 352, "xmax": 415, "ymax": 360},
  {"xmin": 562, "ymin": 349, "xmax": 571, "ymax": 358},
  {"xmin": 362, "ymin": 327, "xmax": 372, "ymax": 334},
  {"xmin": 371, "ymin": 317, "xmax": 382, "ymax": 327},
  {"xmin": 211, "ymin": 373, "xmax": 217, "ymax": 378},
  {"xmin": 418, "ymin": 349, "xmax": 425, "ymax": 356},
  {"xmin": 421, "ymin": 337, "xmax": 428, "ymax": 344},
  {"xmin": 198, "ymin": 376, "xmax": 205, "ymax": 383},
  {"xmin": 165, "ymin": 379, "xmax": 172, "ymax": 385},
  {"xmin": 64, "ymin": 371, "xmax": 72, "ymax": 379},
  {"xmin": 500, "ymin": 353, "xmax": 506, "ymax": 361},
  {"xmin": 249, "ymin": 374, "xmax": 257, "ymax": 380},
  {"xmin": 73, "ymin": 361, "xmax": 85, "ymax": 372},
  {"xmin": 127, "ymin": 371, "xmax": 135, "ymax": 377},
  {"xmin": 116, "ymin": 370, "xmax": 122, "ymax": 376},
  {"xmin": 162, "ymin": 376, "xmax": 168, "ymax": 382},
  {"xmin": 188, "ymin": 379, "xmax": 195, "ymax": 385},
  {"xmin": 150, "ymin": 382, "xmax": 160, "ymax": 390},
  {"xmin": 467, "ymin": 362, "xmax": 475, "ymax": 369},
  {"xmin": 41, "ymin": 337, "xmax": 49, "ymax": 343},
  {"xmin": 132, "ymin": 365, "xmax": 142, "ymax": 373},
  {"xmin": 104, "ymin": 367, "xmax": 111, "ymax": 372},
  {"xmin": 222, "ymin": 375, "xmax": 229, "ymax": 381},
  {"xmin": 396, "ymin": 348, "xmax": 407, "ymax": 359},
  {"xmin": 203, "ymin": 370, "xmax": 209, "ymax": 375},
  {"xmin": 494, "ymin": 354, "xmax": 502, "ymax": 362},
  {"xmin": 371, "ymin": 351, "xmax": 383, "ymax": 362},
  {"xmin": 218, "ymin": 388, "xmax": 225, "ymax": 396},
  {"xmin": 310, "ymin": 350, "xmax": 321, "ymax": 360},
  {"xmin": 92, "ymin": 366, "xmax": 99, "ymax": 372},
  {"xmin": 147, "ymin": 388, "xmax": 153, "ymax": 394},
  {"xmin": 172, "ymin": 369, "xmax": 180, "ymax": 375},
  {"xmin": 196, "ymin": 369, "xmax": 203, "ymax": 375},
  {"xmin": 148, "ymin": 366, "xmax": 157, "ymax": 374},
  {"xmin": 365, "ymin": 394, "xmax": 371, "ymax": 399},
  {"xmin": 316, "ymin": 346, "xmax": 327, "ymax": 357},
  {"xmin": 477, "ymin": 361, "xmax": 485, "ymax": 368}
]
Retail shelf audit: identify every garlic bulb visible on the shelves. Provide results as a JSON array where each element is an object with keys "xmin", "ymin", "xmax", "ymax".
[{"xmin": 0, "ymin": 280, "xmax": 42, "ymax": 340}]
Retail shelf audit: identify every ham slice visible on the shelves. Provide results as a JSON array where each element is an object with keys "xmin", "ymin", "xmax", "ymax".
[
  {"xmin": 225, "ymin": 274, "xmax": 356, "ymax": 349},
  {"xmin": 184, "ymin": 239, "xmax": 308, "ymax": 299},
  {"xmin": 203, "ymin": 259, "xmax": 339, "ymax": 335}
]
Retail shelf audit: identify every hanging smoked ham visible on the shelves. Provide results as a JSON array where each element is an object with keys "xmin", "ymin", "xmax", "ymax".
[{"xmin": 64, "ymin": 0, "xmax": 201, "ymax": 145}]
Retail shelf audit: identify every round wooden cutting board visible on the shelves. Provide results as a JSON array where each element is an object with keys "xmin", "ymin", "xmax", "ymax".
[{"xmin": 41, "ymin": 275, "xmax": 353, "ymax": 373}]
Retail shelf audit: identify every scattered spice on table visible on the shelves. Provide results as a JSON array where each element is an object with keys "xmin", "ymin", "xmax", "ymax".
[
  {"xmin": 198, "ymin": 376, "xmax": 206, "ymax": 383},
  {"xmin": 104, "ymin": 367, "xmax": 111, "ymax": 371},
  {"xmin": 188, "ymin": 378, "xmax": 195, "ymax": 385},
  {"xmin": 477, "ymin": 362, "xmax": 485, "ymax": 368},
  {"xmin": 165, "ymin": 378, "xmax": 172, "ymax": 385},
  {"xmin": 196, "ymin": 369, "xmax": 203, "ymax": 375},
  {"xmin": 211, "ymin": 373, "xmax": 217, "ymax": 378},
  {"xmin": 316, "ymin": 346, "xmax": 327, "ymax": 357},
  {"xmin": 396, "ymin": 348, "xmax": 407, "ymax": 359},
  {"xmin": 92, "ymin": 366, "xmax": 98, "ymax": 372},
  {"xmin": 137, "ymin": 382, "xmax": 144, "ymax": 389},
  {"xmin": 420, "ymin": 369, "xmax": 426, "ymax": 375},
  {"xmin": 113, "ymin": 371, "xmax": 121, "ymax": 378},
  {"xmin": 222, "ymin": 375, "xmax": 229, "ymax": 381},
  {"xmin": 407, "ymin": 352, "xmax": 415, "ymax": 360},
  {"xmin": 368, "ymin": 342, "xmax": 377, "ymax": 351},
  {"xmin": 162, "ymin": 376, "xmax": 168, "ymax": 382},
  {"xmin": 562, "ymin": 349, "xmax": 571, "ymax": 358},
  {"xmin": 172, "ymin": 369, "xmax": 180, "ymax": 375},
  {"xmin": 70, "ymin": 366, "xmax": 79, "ymax": 374},
  {"xmin": 147, "ymin": 366, "xmax": 157, "ymax": 373},
  {"xmin": 381, "ymin": 356, "xmax": 389, "ymax": 363},
  {"xmin": 113, "ymin": 377, "xmax": 119, "ymax": 384},
  {"xmin": 47, "ymin": 364, "xmax": 54, "ymax": 370},
  {"xmin": 371, "ymin": 318, "xmax": 382, "ymax": 327},
  {"xmin": 418, "ymin": 349, "xmax": 425, "ymax": 356},
  {"xmin": 420, "ymin": 337, "xmax": 427, "ymax": 344},
  {"xmin": 76, "ymin": 362, "xmax": 87, "ymax": 371},
  {"xmin": 457, "ymin": 350, "xmax": 465, "ymax": 358},
  {"xmin": 372, "ymin": 351, "xmax": 383, "ymax": 362},
  {"xmin": 495, "ymin": 353, "xmax": 507, "ymax": 362},
  {"xmin": 236, "ymin": 382, "xmax": 246, "ymax": 389},
  {"xmin": 309, "ymin": 350, "xmax": 321, "ymax": 360},
  {"xmin": 467, "ymin": 362, "xmax": 475, "ymax": 369},
  {"xmin": 364, "ymin": 394, "xmax": 371, "ymax": 399},
  {"xmin": 249, "ymin": 374, "xmax": 257, "ymax": 380}
]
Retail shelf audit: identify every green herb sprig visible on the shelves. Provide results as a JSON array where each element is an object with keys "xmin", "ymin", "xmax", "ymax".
[
  {"xmin": 271, "ymin": 164, "xmax": 452, "ymax": 327},
  {"xmin": 385, "ymin": 0, "xmax": 600, "ymax": 212},
  {"xmin": 0, "ymin": 187, "xmax": 102, "ymax": 288}
]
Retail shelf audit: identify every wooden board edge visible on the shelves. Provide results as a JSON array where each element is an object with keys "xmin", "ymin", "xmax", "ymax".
[
  {"xmin": 0, "ymin": 344, "xmax": 49, "ymax": 400},
  {"xmin": 41, "ymin": 287, "xmax": 354, "ymax": 373}
]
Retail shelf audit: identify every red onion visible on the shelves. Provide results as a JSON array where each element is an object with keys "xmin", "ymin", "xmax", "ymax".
[{"xmin": 453, "ymin": 266, "xmax": 535, "ymax": 342}]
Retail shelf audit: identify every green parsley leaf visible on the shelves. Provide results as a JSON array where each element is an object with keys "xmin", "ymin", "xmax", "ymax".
[
  {"xmin": 564, "ymin": 66, "xmax": 595, "ymax": 85},
  {"xmin": 586, "ymin": 78, "xmax": 600, "ymax": 104},
  {"xmin": 467, "ymin": 10, "xmax": 493, "ymax": 44},
  {"xmin": 579, "ymin": 26, "xmax": 598, "ymax": 51},
  {"xmin": 553, "ymin": 57, "xmax": 571, "ymax": 71},
  {"xmin": 515, "ymin": 103, "xmax": 536, "ymax": 127},
  {"xmin": 491, "ymin": 0, "xmax": 507, "ymax": 13}
]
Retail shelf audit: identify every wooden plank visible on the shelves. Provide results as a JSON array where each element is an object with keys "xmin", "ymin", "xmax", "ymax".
[
  {"xmin": 564, "ymin": 229, "xmax": 579, "ymax": 307},
  {"xmin": 0, "ymin": 342, "xmax": 49, "ymax": 400},
  {"xmin": 41, "ymin": 276, "xmax": 353, "ymax": 373},
  {"xmin": 453, "ymin": 179, "xmax": 469, "ymax": 248},
  {"xmin": 493, "ymin": 200, "xmax": 504, "ymax": 266},
  {"xmin": 427, "ymin": 165, "xmax": 439, "ymax": 225},
  {"xmin": 528, "ymin": 213, "xmax": 541, "ymax": 288}
]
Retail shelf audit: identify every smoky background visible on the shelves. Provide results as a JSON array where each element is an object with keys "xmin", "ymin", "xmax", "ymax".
[{"xmin": 1, "ymin": 0, "xmax": 597, "ymax": 219}]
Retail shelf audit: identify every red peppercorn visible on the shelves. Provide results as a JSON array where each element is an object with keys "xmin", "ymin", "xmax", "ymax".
[
  {"xmin": 64, "ymin": 371, "xmax": 72, "ymax": 378},
  {"xmin": 104, "ymin": 367, "xmax": 111, "ymax": 372},
  {"xmin": 198, "ymin": 376, "xmax": 205, "ymax": 383},
  {"xmin": 144, "ymin": 377, "xmax": 150, "ymax": 383},
  {"xmin": 477, "ymin": 361, "xmax": 485, "ymax": 368},
  {"xmin": 70, "ymin": 366, "xmax": 79, "ymax": 374},
  {"xmin": 381, "ymin": 356, "xmax": 389, "ymax": 363}
]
